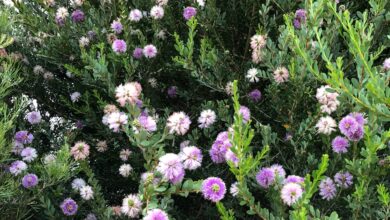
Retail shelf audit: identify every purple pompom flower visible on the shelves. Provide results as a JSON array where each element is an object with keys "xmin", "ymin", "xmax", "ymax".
[
  {"xmin": 183, "ymin": 7, "xmax": 197, "ymax": 20},
  {"xmin": 15, "ymin": 131, "xmax": 34, "ymax": 145},
  {"xmin": 331, "ymin": 136, "xmax": 350, "ymax": 153},
  {"xmin": 143, "ymin": 209, "xmax": 169, "ymax": 220},
  {"xmin": 239, "ymin": 106, "xmax": 251, "ymax": 123},
  {"xmin": 138, "ymin": 113, "xmax": 157, "ymax": 132},
  {"xmin": 334, "ymin": 171, "xmax": 353, "ymax": 189},
  {"xmin": 256, "ymin": 167, "xmax": 275, "ymax": 188},
  {"xmin": 339, "ymin": 116, "xmax": 359, "ymax": 136},
  {"xmin": 293, "ymin": 9, "xmax": 306, "ymax": 29},
  {"xmin": 143, "ymin": 44, "xmax": 158, "ymax": 58},
  {"xmin": 112, "ymin": 39, "xmax": 127, "ymax": 54},
  {"xmin": 157, "ymin": 153, "xmax": 185, "ymax": 184},
  {"xmin": 60, "ymin": 198, "xmax": 78, "ymax": 216},
  {"xmin": 132, "ymin": 47, "xmax": 143, "ymax": 59},
  {"xmin": 111, "ymin": 20, "xmax": 123, "ymax": 34},
  {"xmin": 179, "ymin": 146, "xmax": 203, "ymax": 170},
  {"xmin": 22, "ymin": 173, "xmax": 39, "ymax": 188},
  {"xmin": 201, "ymin": 177, "xmax": 226, "ymax": 202},
  {"xmin": 9, "ymin": 160, "xmax": 27, "ymax": 176},
  {"xmin": 319, "ymin": 177, "xmax": 337, "ymax": 200},
  {"xmin": 348, "ymin": 112, "xmax": 366, "ymax": 126},
  {"xmin": 284, "ymin": 175, "xmax": 304, "ymax": 184},
  {"xmin": 71, "ymin": 10, "xmax": 85, "ymax": 23},
  {"xmin": 210, "ymin": 140, "xmax": 228, "ymax": 163},
  {"xmin": 26, "ymin": 111, "xmax": 41, "ymax": 124},
  {"xmin": 248, "ymin": 89, "xmax": 262, "ymax": 102},
  {"xmin": 281, "ymin": 183, "xmax": 303, "ymax": 206}
]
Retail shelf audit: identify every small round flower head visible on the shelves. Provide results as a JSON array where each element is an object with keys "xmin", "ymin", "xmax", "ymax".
[
  {"xmin": 315, "ymin": 116, "xmax": 337, "ymax": 135},
  {"xmin": 133, "ymin": 47, "xmax": 143, "ymax": 59},
  {"xmin": 239, "ymin": 106, "xmax": 251, "ymax": 123},
  {"xmin": 230, "ymin": 182, "xmax": 239, "ymax": 197},
  {"xmin": 167, "ymin": 86, "xmax": 177, "ymax": 98},
  {"xmin": 56, "ymin": 7, "xmax": 69, "ymax": 19},
  {"xmin": 21, "ymin": 147, "xmax": 38, "ymax": 162},
  {"xmin": 79, "ymin": 36, "xmax": 89, "ymax": 47},
  {"xmin": 256, "ymin": 167, "xmax": 275, "ymax": 188},
  {"xmin": 166, "ymin": 112, "xmax": 191, "ymax": 135},
  {"xmin": 224, "ymin": 81, "xmax": 233, "ymax": 95},
  {"xmin": 43, "ymin": 154, "xmax": 56, "ymax": 164},
  {"xmin": 70, "ymin": 141, "xmax": 90, "ymax": 160},
  {"xmin": 22, "ymin": 173, "xmax": 38, "ymax": 188},
  {"xmin": 72, "ymin": 178, "xmax": 86, "ymax": 191},
  {"xmin": 120, "ymin": 149, "xmax": 132, "ymax": 161},
  {"xmin": 115, "ymin": 82, "xmax": 142, "ymax": 106},
  {"xmin": 15, "ymin": 131, "xmax": 34, "ymax": 144},
  {"xmin": 80, "ymin": 185, "xmax": 94, "ymax": 200},
  {"xmin": 348, "ymin": 112, "xmax": 366, "ymax": 126},
  {"xmin": 339, "ymin": 115, "xmax": 359, "ymax": 136},
  {"xmin": 273, "ymin": 67, "xmax": 289, "ymax": 83},
  {"xmin": 202, "ymin": 177, "xmax": 226, "ymax": 202},
  {"xmin": 143, "ymin": 44, "xmax": 158, "ymax": 58},
  {"xmin": 316, "ymin": 85, "xmax": 340, "ymax": 114},
  {"xmin": 9, "ymin": 160, "xmax": 27, "ymax": 176},
  {"xmin": 347, "ymin": 126, "xmax": 364, "ymax": 141},
  {"xmin": 183, "ymin": 7, "xmax": 197, "ymax": 20},
  {"xmin": 26, "ymin": 111, "xmax": 41, "ymax": 124},
  {"xmin": 179, "ymin": 146, "xmax": 203, "ymax": 170},
  {"xmin": 107, "ymin": 111, "xmax": 128, "ymax": 132},
  {"xmin": 112, "ymin": 39, "xmax": 127, "ymax": 54},
  {"xmin": 70, "ymin": 92, "xmax": 81, "ymax": 102},
  {"xmin": 71, "ymin": 9, "xmax": 85, "ymax": 23},
  {"xmin": 12, "ymin": 141, "xmax": 24, "ymax": 155},
  {"xmin": 198, "ymin": 109, "xmax": 217, "ymax": 128},
  {"xmin": 121, "ymin": 194, "xmax": 142, "ymax": 218},
  {"xmin": 96, "ymin": 140, "xmax": 108, "ymax": 152},
  {"xmin": 150, "ymin": 6, "xmax": 164, "ymax": 19},
  {"xmin": 284, "ymin": 175, "xmax": 304, "ymax": 184},
  {"xmin": 270, "ymin": 164, "xmax": 286, "ymax": 179},
  {"xmin": 129, "ymin": 9, "xmax": 143, "ymax": 22},
  {"xmin": 248, "ymin": 89, "xmax": 262, "ymax": 102},
  {"xmin": 334, "ymin": 171, "xmax": 353, "ymax": 189},
  {"xmin": 246, "ymin": 68, "xmax": 259, "ymax": 83},
  {"xmin": 70, "ymin": 0, "xmax": 84, "ymax": 7},
  {"xmin": 60, "ymin": 198, "xmax": 78, "ymax": 216},
  {"xmin": 319, "ymin": 177, "xmax": 337, "ymax": 200},
  {"xmin": 331, "ymin": 136, "xmax": 350, "ymax": 153},
  {"xmin": 111, "ymin": 20, "xmax": 123, "ymax": 34},
  {"xmin": 281, "ymin": 183, "xmax": 303, "ymax": 206},
  {"xmin": 225, "ymin": 149, "xmax": 238, "ymax": 166},
  {"xmin": 157, "ymin": 153, "xmax": 185, "ymax": 184},
  {"xmin": 383, "ymin": 58, "xmax": 390, "ymax": 71},
  {"xmin": 119, "ymin": 164, "xmax": 133, "ymax": 177},
  {"xmin": 143, "ymin": 209, "xmax": 169, "ymax": 220},
  {"xmin": 139, "ymin": 114, "xmax": 157, "ymax": 132},
  {"xmin": 210, "ymin": 140, "xmax": 228, "ymax": 163},
  {"xmin": 250, "ymin": 34, "xmax": 267, "ymax": 50}
]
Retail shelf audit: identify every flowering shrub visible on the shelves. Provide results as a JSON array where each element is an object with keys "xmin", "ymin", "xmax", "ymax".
[{"xmin": 1, "ymin": 0, "xmax": 390, "ymax": 219}]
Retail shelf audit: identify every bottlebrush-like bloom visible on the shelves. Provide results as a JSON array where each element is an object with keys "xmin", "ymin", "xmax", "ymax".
[
  {"xmin": 150, "ymin": 6, "xmax": 164, "ymax": 19},
  {"xmin": 246, "ymin": 68, "xmax": 259, "ymax": 83},
  {"xmin": 71, "ymin": 10, "xmax": 85, "ymax": 23},
  {"xmin": 202, "ymin": 177, "xmax": 226, "ymax": 202},
  {"xmin": 143, "ymin": 209, "xmax": 169, "ymax": 220},
  {"xmin": 167, "ymin": 86, "xmax": 177, "ymax": 98},
  {"xmin": 9, "ymin": 160, "xmax": 27, "ymax": 176},
  {"xmin": 256, "ymin": 167, "xmax": 275, "ymax": 188},
  {"xmin": 166, "ymin": 112, "xmax": 191, "ymax": 135},
  {"xmin": 281, "ymin": 183, "xmax": 303, "ymax": 206},
  {"xmin": 315, "ymin": 116, "xmax": 337, "ymax": 135},
  {"xmin": 143, "ymin": 44, "xmax": 158, "ymax": 58},
  {"xmin": 179, "ymin": 146, "xmax": 203, "ymax": 170},
  {"xmin": 107, "ymin": 111, "xmax": 128, "ymax": 132},
  {"xmin": 60, "ymin": 198, "xmax": 78, "ymax": 216},
  {"xmin": 139, "ymin": 113, "xmax": 157, "ymax": 132},
  {"xmin": 121, "ymin": 194, "xmax": 142, "ymax": 218},
  {"xmin": 319, "ymin": 177, "xmax": 337, "ymax": 200},
  {"xmin": 70, "ymin": 141, "xmax": 90, "ymax": 160},
  {"xmin": 70, "ymin": 92, "xmax": 81, "ymax": 102},
  {"xmin": 273, "ymin": 67, "xmax": 289, "ymax": 83},
  {"xmin": 120, "ymin": 149, "xmax": 132, "ymax": 161},
  {"xmin": 157, "ymin": 153, "xmax": 185, "ymax": 184},
  {"xmin": 111, "ymin": 20, "xmax": 123, "ymax": 34},
  {"xmin": 239, "ymin": 106, "xmax": 251, "ymax": 123},
  {"xmin": 115, "ymin": 82, "xmax": 142, "ymax": 106},
  {"xmin": 293, "ymin": 9, "xmax": 306, "ymax": 29},
  {"xmin": 21, "ymin": 147, "xmax": 38, "ymax": 162},
  {"xmin": 112, "ymin": 39, "xmax": 127, "ymax": 54},
  {"xmin": 80, "ymin": 185, "xmax": 94, "ymax": 200},
  {"xmin": 198, "ymin": 109, "xmax": 217, "ymax": 128},
  {"xmin": 129, "ymin": 9, "xmax": 143, "ymax": 22},
  {"xmin": 284, "ymin": 175, "xmax": 304, "ymax": 184},
  {"xmin": 334, "ymin": 171, "xmax": 353, "ymax": 189},
  {"xmin": 384, "ymin": 58, "xmax": 390, "ymax": 71},
  {"xmin": 230, "ymin": 182, "xmax": 239, "ymax": 197},
  {"xmin": 331, "ymin": 136, "xmax": 350, "ymax": 153},
  {"xmin": 26, "ymin": 111, "xmax": 41, "ymax": 124},
  {"xmin": 270, "ymin": 164, "xmax": 286, "ymax": 179},
  {"xmin": 15, "ymin": 131, "xmax": 34, "ymax": 144},
  {"xmin": 119, "ymin": 164, "xmax": 133, "ymax": 177},
  {"xmin": 72, "ymin": 178, "xmax": 86, "ymax": 191},
  {"xmin": 183, "ymin": 7, "xmax": 197, "ymax": 20},
  {"xmin": 248, "ymin": 89, "xmax": 262, "ymax": 102},
  {"xmin": 22, "ymin": 173, "xmax": 39, "ymax": 188},
  {"xmin": 133, "ymin": 47, "xmax": 143, "ymax": 59}
]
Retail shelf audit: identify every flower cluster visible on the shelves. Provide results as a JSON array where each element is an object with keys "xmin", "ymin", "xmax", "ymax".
[
  {"xmin": 250, "ymin": 34, "xmax": 267, "ymax": 63},
  {"xmin": 316, "ymin": 85, "xmax": 340, "ymax": 114}
]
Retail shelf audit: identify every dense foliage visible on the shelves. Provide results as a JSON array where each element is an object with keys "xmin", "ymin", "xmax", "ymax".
[{"xmin": 0, "ymin": 0, "xmax": 389, "ymax": 219}]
